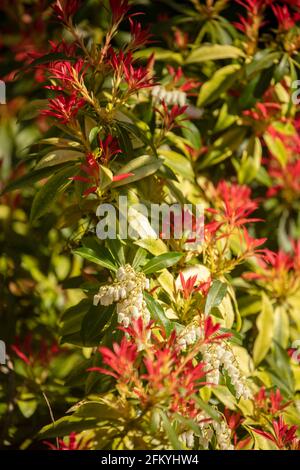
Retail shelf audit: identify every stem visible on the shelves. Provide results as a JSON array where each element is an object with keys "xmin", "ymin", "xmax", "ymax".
[
  {"xmin": 68, "ymin": 20, "xmax": 95, "ymax": 67},
  {"xmin": 42, "ymin": 391, "xmax": 59, "ymax": 449}
]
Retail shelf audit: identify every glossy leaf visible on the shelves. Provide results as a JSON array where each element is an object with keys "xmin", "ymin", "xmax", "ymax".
[
  {"xmin": 197, "ymin": 65, "xmax": 241, "ymax": 107},
  {"xmin": 30, "ymin": 166, "xmax": 77, "ymax": 222},
  {"xmin": 186, "ymin": 44, "xmax": 245, "ymax": 64},
  {"xmin": 142, "ymin": 252, "xmax": 183, "ymax": 275},
  {"xmin": 253, "ymin": 294, "xmax": 274, "ymax": 366},
  {"xmin": 205, "ymin": 280, "xmax": 227, "ymax": 315}
]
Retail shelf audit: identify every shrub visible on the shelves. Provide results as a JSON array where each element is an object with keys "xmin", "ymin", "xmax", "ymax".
[{"xmin": 1, "ymin": 0, "xmax": 300, "ymax": 450}]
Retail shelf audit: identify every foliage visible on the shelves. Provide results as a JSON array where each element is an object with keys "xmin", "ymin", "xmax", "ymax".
[{"xmin": 1, "ymin": 0, "xmax": 300, "ymax": 450}]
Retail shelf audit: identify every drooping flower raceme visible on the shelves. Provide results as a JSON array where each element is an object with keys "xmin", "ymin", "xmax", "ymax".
[
  {"xmin": 179, "ymin": 411, "xmax": 234, "ymax": 450},
  {"xmin": 213, "ymin": 419, "xmax": 234, "ymax": 451},
  {"xmin": 201, "ymin": 342, "xmax": 252, "ymax": 400},
  {"xmin": 93, "ymin": 265, "xmax": 150, "ymax": 328},
  {"xmin": 177, "ymin": 317, "xmax": 251, "ymax": 400}
]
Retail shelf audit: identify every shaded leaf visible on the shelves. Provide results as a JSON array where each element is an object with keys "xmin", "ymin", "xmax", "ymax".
[
  {"xmin": 143, "ymin": 252, "xmax": 183, "ymax": 274},
  {"xmin": 73, "ymin": 246, "xmax": 117, "ymax": 272},
  {"xmin": 205, "ymin": 280, "xmax": 227, "ymax": 315},
  {"xmin": 186, "ymin": 44, "xmax": 244, "ymax": 64},
  {"xmin": 35, "ymin": 150, "xmax": 83, "ymax": 170},
  {"xmin": 30, "ymin": 166, "xmax": 77, "ymax": 222},
  {"xmin": 38, "ymin": 416, "xmax": 99, "ymax": 439},
  {"xmin": 112, "ymin": 155, "xmax": 163, "ymax": 187},
  {"xmin": 197, "ymin": 65, "xmax": 241, "ymax": 107},
  {"xmin": 253, "ymin": 294, "xmax": 274, "ymax": 366},
  {"xmin": 144, "ymin": 292, "xmax": 174, "ymax": 336},
  {"xmin": 81, "ymin": 305, "xmax": 115, "ymax": 346}
]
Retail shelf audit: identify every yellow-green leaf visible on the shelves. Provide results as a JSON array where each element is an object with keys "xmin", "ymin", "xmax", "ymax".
[
  {"xmin": 253, "ymin": 294, "xmax": 274, "ymax": 366},
  {"xmin": 35, "ymin": 150, "xmax": 83, "ymax": 170},
  {"xmin": 197, "ymin": 64, "xmax": 241, "ymax": 107},
  {"xmin": 273, "ymin": 305, "xmax": 289, "ymax": 348},
  {"xmin": 186, "ymin": 44, "xmax": 245, "ymax": 64}
]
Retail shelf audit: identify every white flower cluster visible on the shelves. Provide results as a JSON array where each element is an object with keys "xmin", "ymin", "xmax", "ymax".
[
  {"xmin": 93, "ymin": 265, "xmax": 150, "ymax": 328},
  {"xmin": 179, "ymin": 430, "xmax": 194, "ymax": 449},
  {"xmin": 152, "ymin": 85, "xmax": 187, "ymax": 106},
  {"xmin": 177, "ymin": 323, "xmax": 201, "ymax": 351},
  {"xmin": 201, "ymin": 343, "xmax": 252, "ymax": 400},
  {"xmin": 176, "ymin": 318, "xmax": 252, "ymax": 400},
  {"xmin": 179, "ymin": 412, "xmax": 233, "ymax": 450},
  {"xmin": 212, "ymin": 420, "xmax": 234, "ymax": 451},
  {"xmin": 197, "ymin": 414, "xmax": 214, "ymax": 450}
]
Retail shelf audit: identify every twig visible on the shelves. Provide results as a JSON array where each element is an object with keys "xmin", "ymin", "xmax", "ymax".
[{"xmin": 42, "ymin": 391, "xmax": 59, "ymax": 449}]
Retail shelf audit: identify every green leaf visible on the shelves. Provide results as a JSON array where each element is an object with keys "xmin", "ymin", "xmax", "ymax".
[
  {"xmin": 158, "ymin": 163, "xmax": 179, "ymax": 182},
  {"xmin": 60, "ymin": 299, "xmax": 91, "ymax": 337},
  {"xmin": 132, "ymin": 247, "xmax": 148, "ymax": 270},
  {"xmin": 246, "ymin": 50, "xmax": 281, "ymax": 76},
  {"xmin": 253, "ymin": 66, "xmax": 275, "ymax": 98},
  {"xmin": 134, "ymin": 238, "xmax": 168, "ymax": 255},
  {"xmin": 144, "ymin": 292, "xmax": 174, "ymax": 336},
  {"xmin": 106, "ymin": 238, "xmax": 126, "ymax": 266},
  {"xmin": 198, "ymin": 126, "xmax": 247, "ymax": 169},
  {"xmin": 89, "ymin": 126, "xmax": 101, "ymax": 144},
  {"xmin": 1, "ymin": 163, "xmax": 72, "ymax": 194},
  {"xmin": 274, "ymin": 54, "xmax": 289, "ymax": 82},
  {"xmin": 116, "ymin": 121, "xmax": 157, "ymax": 156},
  {"xmin": 205, "ymin": 280, "xmax": 227, "ymax": 315},
  {"xmin": 181, "ymin": 120, "xmax": 202, "ymax": 150},
  {"xmin": 37, "ymin": 137, "xmax": 82, "ymax": 148},
  {"xmin": 251, "ymin": 428, "xmax": 278, "ymax": 450},
  {"xmin": 81, "ymin": 304, "xmax": 115, "ymax": 346},
  {"xmin": 197, "ymin": 64, "xmax": 241, "ymax": 107},
  {"xmin": 134, "ymin": 48, "xmax": 183, "ymax": 65},
  {"xmin": 159, "ymin": 410, "xmax": 182, "ymax": 450},
  {"xmin": 17, "ymin": 398, "xmax": 38, "ymax": 418},
  {"xmin": 253, "ymin": 294, "xmax": 274, "ymax": 366},
  {"xmin": 99, "ymin": 165, "xmax": 113, "ymax": 191},
  {"xmin": 212, "ymin": 386, "xmax": 237, "ymax": 410},
  {"xmin": 173, "ymin": 413, "xmax": 202, "ymax": 435},
  {"xmin": 60, "ymin": 331, "xmax": 86, "ymax": 346},
  {"xmin": 27, "ymin": 52, "xmax": 77, "ymax": 69},
  {"xmin": 18, "ymin": 99, "xmax": 48, "ymax": 121},
  {"xmin": 273, "ymin": 305, "xmax": 289, "ymax": 349},
  {"xmin": 278, "ymin": 210, "xmax": 292, "ymax": 252},
  {"xmin": 116, "ymin": 124, "xmax": 134, "ymax": 156},
  {"xmin": 267, "ymin": 343, "xmax": 294, "ymax": 396},
  {"xmin": 239, "ymin": 296, "xmax": 262, "ymax": 317},
  {"xmin": 158, "ymin": 149, "xmax": 194, "ymax": 180},
  {"xmin": 142, "ymin": 252, "xmax": 183, "ymax": 275},
  {"xmin": 38, "ymin": 416, "xmax": 99, "ymax": 439},
  {"xmin": 112, "ymin": 155, "xmax": 163, "ymax": 187},
  {"xmin": 255, "ymin": 166, "xmax": 273, "ymax": 187},
  {"xmin": 264, "ymin": 132, "xmax": 287, "ymax": 167},
  {"xmin": 73, "ymin": 246, "xmax": 117, "ymax": 272},
  {"xmin": 214, "ymin": 102, "xmax": 237, "ymax": 133},
  {"xmin": 35, "ymin": 150, "xmax": 83, "ymax": 170},
  {"xmin": 236, "ymin": 136, "xmax": 262, "ymax": 184},
  {"xmin": 30, "ymin": 166, "xmax": 77, "ymax": 222},
  {"xmin": 74, "ymin": 401, "xmax": 123, "ymax": 421},
  {"xmin": 186, "ymin": 44, "xmax": 245, "ymax": 64},
  {"xmin": 192, "ymin": 395, "xmax": 221, "ymax": 422}
]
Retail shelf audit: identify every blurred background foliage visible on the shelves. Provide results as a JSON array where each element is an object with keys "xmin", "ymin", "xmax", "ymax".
[{"xmin": 1, "ymin": 0, "xmax": 300, "ymax": 450}]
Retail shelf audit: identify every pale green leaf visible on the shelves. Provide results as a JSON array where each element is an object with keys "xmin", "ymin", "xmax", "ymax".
[
  {"xmin": 253, "ymin": 294, "xmax": 274, "ymax": 366},
  {"xmin": 186, "ymin": 44, "xmax": 244, "ymax": 64},
  {"xmin": 197, "ymin": 65, "xmax": 241, "ymax": 107},
  {"xmin": 35, "ymin": 149, "xmax": 83, "ymax": 170}
]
